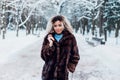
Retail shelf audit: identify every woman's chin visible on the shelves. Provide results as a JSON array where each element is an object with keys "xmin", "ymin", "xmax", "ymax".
[{"xmin": 55, "ymin": 32, "xmax": 62, "ymax": 34}]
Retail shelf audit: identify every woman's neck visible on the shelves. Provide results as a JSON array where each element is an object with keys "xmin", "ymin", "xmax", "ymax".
[{"xmin": 54, "ymin": 33, "xmax": 63, "ymax": 42}]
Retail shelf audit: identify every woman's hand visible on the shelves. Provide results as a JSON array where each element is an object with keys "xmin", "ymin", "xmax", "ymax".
[{"xmin": 47, "ymin": 34, "xmax": 55, "ymax": 47}]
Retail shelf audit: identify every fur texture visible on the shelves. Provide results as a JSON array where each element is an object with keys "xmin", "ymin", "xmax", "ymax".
[{"xmin": 41, "ymin": 30, "xmax": 80, "ymax": 80}]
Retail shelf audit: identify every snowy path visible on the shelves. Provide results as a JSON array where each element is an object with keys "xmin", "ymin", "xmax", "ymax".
[
  {"xmin": 0, "ymin": 40, "xmax": 43, "ymax": 80},
  {"xmin": 70, "ymin": 34, "xmax": 120, "ymax": 80}
]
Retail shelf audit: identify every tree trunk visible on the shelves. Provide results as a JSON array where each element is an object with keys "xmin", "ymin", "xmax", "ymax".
[
  {"xmin": 92, "ymin": 19, "xmax": 95, "ymax": 35},
  {"xmin": 98, "ymin": 7, "xmax": 104, "ymax": 37},
  {"xmin": 115, "ymin": 23, "xmax": 119, "ymax": 38},
  {"xmin": 0, "ymin": 27, "xmax": 1, "ymax": 35},
  {"xmin": 16, "ymin": 27, "xmax": 19, "ymax": 37},
  {"xmin": 82, "ymin": 25, "xmax": 85, "ymax": 35},
  {"xmin": 104, "ymin": 27, "xmax": 107, "ymax": 41},
  {"xmin": 2, "ymin": 28, "xmax": 5, "ymax": 39}
]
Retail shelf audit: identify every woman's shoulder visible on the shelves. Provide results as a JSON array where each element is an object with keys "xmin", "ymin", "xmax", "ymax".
[
  {"xmin": 70, "ymin": 34, "xmax": 76, "ymax": 40},
  {"xmin": 63, "ymin": 30, "xmax": 75, "ymax": 39}
]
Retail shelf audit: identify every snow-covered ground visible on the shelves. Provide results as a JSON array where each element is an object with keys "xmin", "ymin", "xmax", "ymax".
[
  {"xmin": 0, "ymin": 30, "xmax": 45, "ymax": 64},
  {"xmin": 0, "ymin": 30, "xmax": 120, "ymax": 80},
  {"xmin": 73, "ymin": 33, "xmax": 120, "ymax": 80}
]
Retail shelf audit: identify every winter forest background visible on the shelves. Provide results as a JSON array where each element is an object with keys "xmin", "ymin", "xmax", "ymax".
[
  {"xmin": 0, "ymin": 0, "xmax": 120, "ymax": 80},
  {"xmin": 0, "ymin": 0, "xmax": 120, "ymax": 40}
]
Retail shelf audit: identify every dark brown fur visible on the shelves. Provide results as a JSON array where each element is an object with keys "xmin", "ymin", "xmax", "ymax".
[{"xmin": 41, "ymin": 30, "xmax": 80, "ymax": 80}]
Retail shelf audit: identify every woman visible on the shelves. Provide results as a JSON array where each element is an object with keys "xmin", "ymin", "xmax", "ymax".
[{"xmin": 41, "ymin": 15, "xmax": 80, "ymax": 80}]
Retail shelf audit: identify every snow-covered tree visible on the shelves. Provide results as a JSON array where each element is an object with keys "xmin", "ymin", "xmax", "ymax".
[
  {"xmin": 0, "ymin": 0, "xmax": 8, "ymax": 39},
  {"xmin": 104, "ymin": 0, "xmax": 120, "ymax": 38},
  {"xmin": 3, "ymin": 0, "xmax": 58, "ymax": 36},
  {"xmin": 60, "ymin": 0, "xmax": 104, "ymax": 35}
]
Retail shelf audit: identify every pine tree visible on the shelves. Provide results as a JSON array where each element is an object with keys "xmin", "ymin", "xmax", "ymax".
[{"xmin": 104, "ymin": 0, "xmax": 120, "ymax": 37}]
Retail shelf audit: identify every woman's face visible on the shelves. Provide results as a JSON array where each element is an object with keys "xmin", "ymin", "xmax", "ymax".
[{"xmin": 53, "ymin": 20, "xmax": 64, "ymax": 34}]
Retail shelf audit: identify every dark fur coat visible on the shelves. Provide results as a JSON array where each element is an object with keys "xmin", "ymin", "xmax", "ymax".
[{"xmin": 41, "ymin": 30, "xmax": 80, "ymax": 80}]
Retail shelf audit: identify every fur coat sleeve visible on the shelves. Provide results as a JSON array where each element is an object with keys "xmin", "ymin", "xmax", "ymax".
[
  {"xmin": 67, "ymin": 35, "xmax": 80, "ymax": 73},
  {"xmin": 41, "ymin": 35, "xmax": 55, "ymax": 62}
]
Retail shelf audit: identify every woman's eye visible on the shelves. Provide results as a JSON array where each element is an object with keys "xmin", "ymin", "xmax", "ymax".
[
  {"xmin": 54, "ymin": 25, "xmax": 57, "ymax": 27},
  {"xmin": 59, "ymin": 24, "xmax": 62, "ymax": 26},
  {"xmin": 53, "ymin": 24, "xmax": 62, "ymax": 27}
]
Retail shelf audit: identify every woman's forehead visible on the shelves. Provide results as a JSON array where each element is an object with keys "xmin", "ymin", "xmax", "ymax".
[{"xmin": 53, "ymin": 20, "xmax": 63, "ymax": 24}]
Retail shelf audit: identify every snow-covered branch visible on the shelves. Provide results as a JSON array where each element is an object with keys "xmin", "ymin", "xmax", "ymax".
[{"xmin": 19, "ymin": 1, "xmax": 43, "ymax": 27}]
